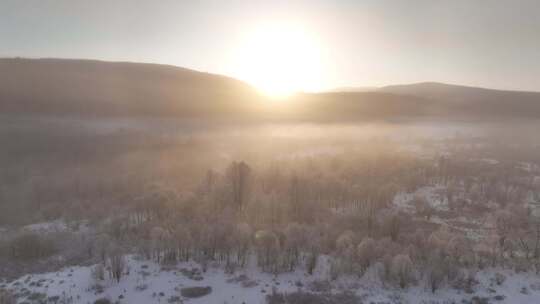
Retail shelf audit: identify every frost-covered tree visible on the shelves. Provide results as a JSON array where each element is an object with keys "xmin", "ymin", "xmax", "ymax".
[
  {"xmin": 233, "ymin": 223, "xmax": 252, "ymax": 267},
  {"xmin": 334, "ymin": 230, "xmax": 356, "ymax": 275},
  {"xmin": 391, "ymin": 254, "xmax": 414, "ymax": 288},
  {"xmin": 173, "ymin": 224, "xmax": 193, "ymax": 262},
  {"xmin": 305, "ymin": 228, "xmax": 322, "ymax": 275},
  {"xmin": 357, "ymin": 237, "xmax": 377, "ymax": 272},
  {"xmin": 91, "ymin": 263, "xmax": 105, "ymax": 282},
  {"xmin": 149, "ymin": 226, "xmax": 169, "ymax": 263},
  {"xmin": 426, "ymin": 251, "xmax": 446, "ymax": 293},
  {"xmin": 413, "ymin": 196, "xmax": 434, "ymax": 220},
  {"xmin": 381, "ymin": 213, "xmax": 402, "ymax": 241},
  {"xmin": 255, "ymin": 230, "xmax": 280, "ymax": 273},
  {"xmin": 283, "ymin": 223, "xmax": 308, "ymax": 271},
  {"xmin": 336, "ymin": 230, "xmax": 355, "ymax": 253},
  {"xmin": 494, "ymin": 209, "xmax": 518, "ymax": 260},
  {"xmin": 226, "ymin": 161, "xmax": 252, "ymax": 211}
]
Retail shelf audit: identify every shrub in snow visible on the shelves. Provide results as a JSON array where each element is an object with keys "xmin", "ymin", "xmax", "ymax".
[
  {"xmin": 493, "ymin": 272, "xmax": 506, "ymax": 286},
  {"xmin": 227, "ymin": 274, "xmax": 258, "ymax": 288},
  {"xmin": 27, "ymin": 292, "xmax": 47, "ymax": 302},
  {"xmin": 452, "ymin": 269, "xmax": 478, "ymax": 294},
  {"xmin": 242, "ymin": 280, "xmax": 259, "ymax": 288},
  {"xmin": 180, "ymin": 286, "xmax": 212, "ymax": 298},
  {"xmin": 470, "ymin": 296, "xmax": 489, "ymax": 304},
  {"xmin": 135, "ymin": 284, "xmax": 148, "ymax": 292},
  {"xmin": 307, "ymin": 280, "xmax": 331, "ymax": 293},
  {"xmin": 167, "ymin": 295, "xmax": 181, "ymax": 303},
  {"xmin": 139, "ymin": 270, "xmax": 151, "ymax": 278},
  {"xmin": 225, "ymin": 261, "xmax": 238, "ymax": 274},
  {"xmin": 226, "ymin": 274, "xmax": 248, "ymax": 283},
  {"xmin": 179, "ymin": 267, "xmax": 203, "ymax": 280},
  {"xmin": 93, "ymin": 298, "xmax": 112, "ymax": 304},
  {"xmin": 494, "ymin": 295, "xmax": 506, "ymax": 301},
  {"xmin": 513, "ymin": 258, "xmax": 529, "ymax": 273},
  {"xmin": 89, "ymin": 283, "xmax": 104, "ymax": 294},
  {"xmin": 266, "ymin": 291, "xmax": 361, "ymax": 304},
  {"xmin": 387, "ymin": 293, "xmax": 405, "ymax": 304}
]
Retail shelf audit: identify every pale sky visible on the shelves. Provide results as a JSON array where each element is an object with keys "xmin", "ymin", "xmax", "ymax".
[{"xmin": 1, "ymin": 0, "xmax": 540, "ymax": 92}]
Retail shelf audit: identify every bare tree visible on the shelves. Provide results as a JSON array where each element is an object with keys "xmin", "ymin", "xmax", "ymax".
[
  {"xmin": 108, "ymin": 247, "xmax": 126, "ymax": 283},
  {"xmin": 494, "ymin": 209, "xmax": 517, "ymax": 261}
]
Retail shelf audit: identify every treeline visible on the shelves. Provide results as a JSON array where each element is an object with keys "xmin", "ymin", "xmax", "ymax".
[
  {"xmin": 79, "ymin": 146, "xmax": 540, "ymax": 292},
  {"xmin": 3, "ymin": 134, "xmax": 540, "ymax": 293}
]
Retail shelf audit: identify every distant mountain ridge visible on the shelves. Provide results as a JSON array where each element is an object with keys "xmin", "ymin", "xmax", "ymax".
[
  {"xmin": 0, "ymin": 58, "xmax": 264, "ymax": 119},
  {"xmin": 1, "ymin": 58, "xmax": 540, "ymax": 122},
  {"xmin": 381, "ymin": 81, "xmax": 540, "ymax": 100},
  {"xmin": 379, "ymin": 82, "xmax": 540, "ymax": 119},
  {"xmin": 327, "ymin": 86, "xmax": 379, "ymax": 93}
]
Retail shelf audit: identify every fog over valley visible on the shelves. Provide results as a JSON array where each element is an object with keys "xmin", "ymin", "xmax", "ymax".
[{"xmin": 2, "ymin": 1, "xmax": 540, "ymax": 303}]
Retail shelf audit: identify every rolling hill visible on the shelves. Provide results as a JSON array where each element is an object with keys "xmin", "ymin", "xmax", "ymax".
[
  {"xmin": 0, "ymin": 58, "xmax": 264, "ymax": 119},
  {"xmin": 1, "ymin": 58, "xmax": 540, "ymax": 122},
  {"xmin": 380, "ymin": 82, "xmax": 540, "ymax": 120}
]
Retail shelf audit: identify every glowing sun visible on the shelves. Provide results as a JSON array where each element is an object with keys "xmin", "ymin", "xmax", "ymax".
[{"xmin": 231, "ymin": 23, "xmax": 325, "ymax": 99}]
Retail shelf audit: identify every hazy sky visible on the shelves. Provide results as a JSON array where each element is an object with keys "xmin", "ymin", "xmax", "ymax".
[{"xmin": 1, "ymin": 0, "xmax": 539, "ymax": 91}]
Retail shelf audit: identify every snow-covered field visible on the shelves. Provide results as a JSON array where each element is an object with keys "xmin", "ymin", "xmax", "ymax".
[
  {"xmin": 3, "ymin": 255, "xmax": 322, "ymax": 304},
  {"xmin": 3, "ymin": 255, "xmax": 540, "ymax": 304}
]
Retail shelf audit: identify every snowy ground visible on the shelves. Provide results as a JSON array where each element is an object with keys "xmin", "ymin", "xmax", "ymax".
[
  {"xmin": 3, "ymin": 256, "xmax": 540, "ymax": 304},
  {"xmin": 2, "ymin": 255, "xmax": 318, "ymax": 304}
]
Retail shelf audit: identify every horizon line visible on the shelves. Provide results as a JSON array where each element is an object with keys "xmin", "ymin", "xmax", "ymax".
[{"xmin": 2, "ymin": 56, "xmax": 539, "ymax": 94}]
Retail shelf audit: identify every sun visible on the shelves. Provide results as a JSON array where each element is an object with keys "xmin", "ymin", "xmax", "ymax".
[{"xmin": 230, "ymin": 23, "xmax": 325, "ymax": 99}]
